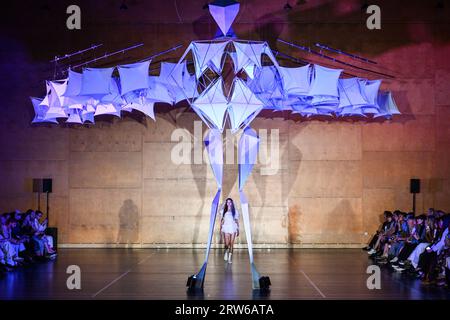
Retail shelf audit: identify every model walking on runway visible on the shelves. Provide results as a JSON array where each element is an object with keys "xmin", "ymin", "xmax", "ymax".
[{"xmin": 220, "ymin": 198, "xmax": 239, "ymax": 263}]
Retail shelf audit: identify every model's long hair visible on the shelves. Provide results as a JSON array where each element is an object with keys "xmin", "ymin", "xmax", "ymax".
[{"xmin": 223, "ymin": 198, "xmax": 236, "ymax": 218}]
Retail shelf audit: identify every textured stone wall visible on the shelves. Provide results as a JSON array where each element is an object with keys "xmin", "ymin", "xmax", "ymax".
[{"xmin": 0, "ymin": 0, "xmax": 449, "ymax": 247}]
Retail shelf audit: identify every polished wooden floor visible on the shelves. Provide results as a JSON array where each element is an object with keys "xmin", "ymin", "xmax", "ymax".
[{"xmin": 0, "ymin": 248, "xmax": 449, "ymax": 300}]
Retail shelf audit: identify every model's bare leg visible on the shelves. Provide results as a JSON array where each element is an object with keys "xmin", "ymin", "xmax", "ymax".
[{"xmin": 228, "ymin": 233, "xmax": 236, "ymax": 263}]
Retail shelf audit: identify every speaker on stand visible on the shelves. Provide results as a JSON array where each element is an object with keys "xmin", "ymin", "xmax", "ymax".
[
  {"xmin": 32, "ymin": 178, "xmax": 43, "ymax": 211},
  {"xmin": 410, "ymin": 178, "xmax": 420, "ymax": 214},
  {"xmin": 33, "ymin": 178, "xmax": 57, "ymax": 250}
]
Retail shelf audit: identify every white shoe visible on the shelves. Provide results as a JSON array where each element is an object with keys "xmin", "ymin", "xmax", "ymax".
[
  {"xmin": 367, "ymin": 249, "xmax": 376, "ymax": 255},
  {"xmin": 228, "ymin": 253, "xmax": 232, "ymax": 264},
  {"xmin": 224, "ymin": 250, "xmax": 228, "ymax": 261},
  {"xmin": 390, "ymin": 257, "xmax": 398, "ymax": 263}
]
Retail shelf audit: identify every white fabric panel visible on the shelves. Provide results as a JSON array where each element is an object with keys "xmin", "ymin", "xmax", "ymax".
[
  {"xmin": 191, "ymin": 78, "xmax": 228, "ymax": 131},
  {"xmin": 63, "ymin": 69, "xmax": 82, "ymax": 97},
  {"xmin": 85, "ymin": 104, "xmax": 96, "ymax": 113},
  {"xmin": 44, "ymin": 106, "xmax": 68, "ymax": 119},
  {"xmin": 129, "ymin": 102, "xmax": 155, "ymax": 120},
  {"xmin": 41, "ymin": 81, "xmax": 59, "ymax": 108},
  {"xmin": 31, "ymin": 97, "xmax": 56, "ymax": 123},
  {"xmin": 309, "ymin": 64, "xmax": 342, "ymax": 97},
  {"xmin": 208, "ymin": 3, "xmax": 240, "ymax": 36},
  {"xmin": 94, "ymin": 103, "xmax": 121, "ymax": 117},
  {"xmin": 147, "ymin": 76, "xmax": 174, "ymax": 104},
  {"xmin": 385, "ymin": 91, "xmax": 400, "ymax": 115},
  {"xmin": 262, "ymin": 45, "xmax": 280, "ymax": 67},
  {"xmin": 375, "ymin": 91, "xmax": 401, "ymax": 118},
  {"xmin": 79, "ymin": 67, "xmax": 114, "ymax": 97},
  {"xmin": 192, "ymin": 41, "xmax": 228, "ymax": 78},
  {"xmin": 183, "ymin": 74, "xmax": 200, "ymax": 100},
  {"xmin": 243, "ymin": 64, "xmax": 256, "ymax": 79},
  {"xmin": 362, "ymin": 79, "xmax": 381, "ymax": 108},
  {"xmin": 121, "ymin": 104, "xmax": 133, "ymax": 113},
  {"xmin": 228, "ymin": 78, "xmax": 264, "ymax": 132},
  {"xmin": 338, "ymin": 78, "xmax": 370, "ymax": 109},
  {"xmin": 338, "ymin": 106, "xmax": 366, "ymax": 116},
  {"xmin": 233, "ymin": 42, "xmax": 265, "ymax": 73},
  {"xmin": 159, "ymin": 62, "xmax": 186, "ymax": 88},
  {"xmin": 117, "ymin": 60, "xmax": 150, "ymax": 95},
  {"xmin": 81, "ymin": 111, "xmax": 95, "ymax": 124},
  {"xmin": 51, "ymin": 79, "xmax": 87, "ymax": 108},
  {"xmin": 255, "ymin": 66, "xmax": 279, "ymax": 92},
  {"xmin": 40, "ymin": 91, "xmax": 50, "ymax": 108},
  {"xmin": 279, "ymin": 65, "xmax": 311, "ymax": 96},
  {"xmin": 101, "ymin": 78, "xmax": 123, "ymax": 105},
  {"xmin": 65, "ymin": 110, "xmax": 83, "ymax": 124},
  {"xmin": 62, "ymin": 70, "xmax": 89, "ymax": 106}
]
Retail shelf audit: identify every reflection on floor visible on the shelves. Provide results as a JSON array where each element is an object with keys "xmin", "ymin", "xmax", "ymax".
[{"xmin": 0, "ymin": 248, "xmax": 449, "ymax": 300}]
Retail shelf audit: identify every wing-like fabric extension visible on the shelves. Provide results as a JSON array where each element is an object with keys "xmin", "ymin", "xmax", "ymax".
[
  {"xmin": 30, "ymin": 97, "xmax": 57, "ymax": 123},
  {"xmin": 191, "ymin": 78, "xmax": 229, "ymax": 132},
  {"xmin": 228, "ymin": 78, "xmax": 264, "ymax": 133},
  {"xmin": 238, "ymin": 126, "xmax": 259, "ymax": 190},
  {"xmin": 43, "ymin": 81, "xmax": 69, "ymax": 120},
  {"xmin": 191, "ymin": 128, "xmax": 224, "ymax": 290},
  {"xmin": 375, "ymin": 91, "xmax": 401, "ymax": 118},
  {"xmin": 117, "ymin": 60, "xmax": 150, "ymax": 96},
  {"xmin": 238, "ymin": 127, "xmax": 262, "ymax": 289}
]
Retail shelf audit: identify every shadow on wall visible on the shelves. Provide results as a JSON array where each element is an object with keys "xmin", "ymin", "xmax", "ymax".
[
  {"xmin": 325, "ymin": 199, "xmax": 360, "ymax": 242},
  {"xmin": 116, "ymin": 199, "xmax": 139, "ymax": 246}
]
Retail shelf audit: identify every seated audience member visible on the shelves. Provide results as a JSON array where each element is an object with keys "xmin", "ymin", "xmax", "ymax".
[
  {"xmin": 0, "ymin": 213, "xmax": 18, "ymax": 269},
  {"xmin": 6, "ymin": 218, "xmax": 26, "ymax": 263},
  {"xmin": 435, "ymin": 233, "xmax": 450, "ymax": 287},
  {"xmin": 31, "ymin": 210, "xmax": 56, "ymax": 257},
  {"xmin": 382, "ymin": 212, "xmax": 410, "ymax": 263},
  {"xmin": 407, "ymin": 216, "xmax": 443, "ymax": 270},
  {"xmin": 394, "ymin": 214, "xmax": 427, "ymax": 267},
  {"xmin": 367, "ymin": 211, "xmax": 395, "ymax": 256},
  {"xmin": 416, "ymin": 217, "xmax": 449, "ymax": 283}
]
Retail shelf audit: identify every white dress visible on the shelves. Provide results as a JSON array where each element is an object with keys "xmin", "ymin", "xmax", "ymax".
[{"xmin": 221, "ymin": 210, "xmax": 239, "ymax": 234}]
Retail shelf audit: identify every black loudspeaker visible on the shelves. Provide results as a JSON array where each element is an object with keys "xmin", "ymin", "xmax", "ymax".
[
  {"xmin": 46, "ymin": 227, "xmax": 58, "ymax": 250},
  {"xmin": 33, "ymin": 178, "xmax": 43, "ymax": 193},
  {"xmin": 259, "ymin": 276, "xmax": 271, "ymax": 290},
  {"xmin": 410, "ymin": 179, "xmax": 420, "ymax": 194},
  {"xmin": 43, "ymin": 179, "xmax": 52, "ymax": 193},
  {"xmin": 186, "ymin": 275, "xmax": 197, "ymax": 288}
]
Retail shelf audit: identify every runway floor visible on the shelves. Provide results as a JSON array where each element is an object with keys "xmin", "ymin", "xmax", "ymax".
[{"xmin": 1, "ymin": 248, "xmax": 449, "ymax": 300}]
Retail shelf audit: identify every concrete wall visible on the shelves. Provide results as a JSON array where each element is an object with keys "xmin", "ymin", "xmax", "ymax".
[{"xmin": 0, "ymin": 0, "xmax": 449, "ymax": 247}]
